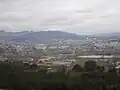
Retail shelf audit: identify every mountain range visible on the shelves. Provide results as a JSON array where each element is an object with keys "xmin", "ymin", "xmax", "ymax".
[
  {"xmin": 0, "ymin": 30, "xmax": 83, "ymax": 44},
  {"xmin": 0, "ymin": 30, "xmax": 120, "ymax": 44}
]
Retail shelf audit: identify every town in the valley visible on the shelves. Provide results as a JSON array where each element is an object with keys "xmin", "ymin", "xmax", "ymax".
[{"xmin": 1, "ymin": 38, "xmax": 120, "ymax": 73}]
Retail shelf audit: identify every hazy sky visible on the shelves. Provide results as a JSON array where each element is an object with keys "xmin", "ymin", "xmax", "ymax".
[{"xmin": 0, "ymin": 0, "xmax": 120, "ymax": 34}]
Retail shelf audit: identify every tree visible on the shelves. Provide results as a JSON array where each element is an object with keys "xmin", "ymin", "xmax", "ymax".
[
  {"xmin": 97, "ymin": 66, "xmax": 105, "ymax": 72},
  {"xmin": 84, "ymin": 60, "xmax": 97, "ymax": 72},
  {"xmin": 0, "ymin": 47, "xmax": 4, "ymax": 54},
  {"xmin": 72, "ymin": 64, "xmax": 84, "ymax": 72}
]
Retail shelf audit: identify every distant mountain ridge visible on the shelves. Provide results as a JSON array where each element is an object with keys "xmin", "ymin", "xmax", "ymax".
[
  {"xmin": 0, "ymin": 30, "xmax": 83, "ymax": 44},
  {"xmin": 95, "ymin": 32, "xmax": 120, "ymax": 40},
  {"xmin": 0, "ymin": 30, "xmax": 120, "ymax": 44}
]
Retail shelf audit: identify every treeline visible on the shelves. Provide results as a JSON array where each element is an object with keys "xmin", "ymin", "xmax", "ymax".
[{"xmin": 0, "ymin": 62, "xmax": 120, "ymax": 90}]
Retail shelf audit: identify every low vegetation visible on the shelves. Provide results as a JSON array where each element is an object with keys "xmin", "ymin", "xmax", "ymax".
[{"xmin": 0, "ymin": 62, "xmax": 120, "ymax": 90}]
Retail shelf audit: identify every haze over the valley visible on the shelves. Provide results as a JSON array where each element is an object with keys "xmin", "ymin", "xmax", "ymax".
[{"xmin": 0, "ymin": 0, "xmax": 120, "ymax": 34}]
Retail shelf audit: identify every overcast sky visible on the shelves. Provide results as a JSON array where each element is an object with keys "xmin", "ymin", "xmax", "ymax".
[{"xmin": 0, "ymin": 0, "xmax": 120, "ymax": 34}]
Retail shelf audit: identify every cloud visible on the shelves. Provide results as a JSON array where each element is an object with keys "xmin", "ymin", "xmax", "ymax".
[{"xmin": 0, "ymin": 0, "xmax": 120, "ymax": 33}]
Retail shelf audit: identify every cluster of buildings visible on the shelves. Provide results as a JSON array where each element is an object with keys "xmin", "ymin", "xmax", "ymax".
[
  {"xmin": 23, "ymin": 56, "xmax": 75, "ymax": 73},
  {"xmin": 1, "ymin": 39, "xmax": 120, "ymax": 72}
]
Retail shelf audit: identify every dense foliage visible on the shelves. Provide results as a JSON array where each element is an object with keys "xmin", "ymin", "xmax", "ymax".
[{"xmin": 0, "ymin": 62, "xmax": 120, "ymax": 90}]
